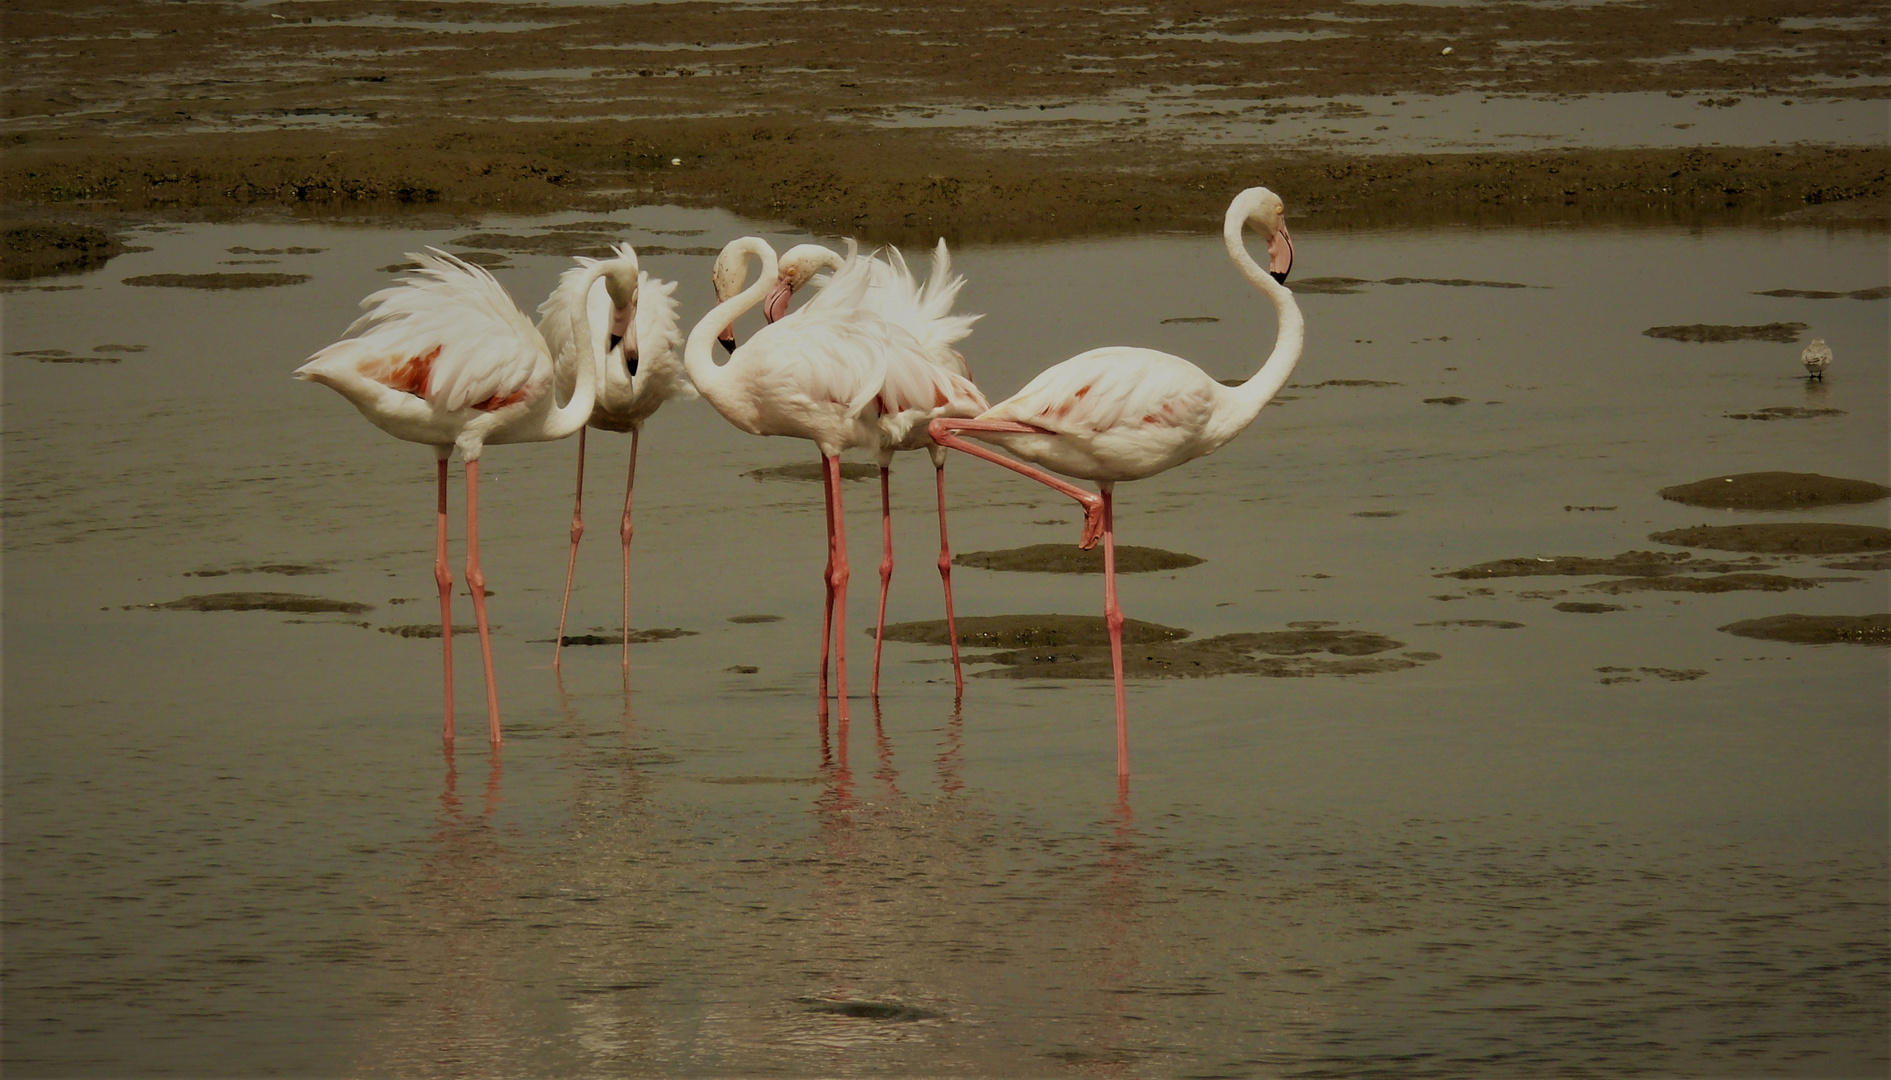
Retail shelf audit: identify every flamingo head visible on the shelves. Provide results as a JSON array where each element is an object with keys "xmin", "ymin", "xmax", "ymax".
[
  {"xmin": 710, "ymin": 243, "xmax": 753, "ymax": 352},
  {"xmin": 1235, "ymin": 187, "xmax": 1293, "ymax": 283},
  {"xmin": 765, "ymin": 244, "xmax": 844, "ymax": 323},
  {"xmin": 601, "ymin": 250, "xmax": 639, "ymax": 353}
]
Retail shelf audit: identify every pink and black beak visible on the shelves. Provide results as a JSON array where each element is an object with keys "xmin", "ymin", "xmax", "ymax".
[
  {"xmin": 717, "ymin": 326, "xmax": 737, "ymax": 354},
  {"xmin": 762, "ymin": 276, "xmax": 795, "ymax": 324},
  {"xmin": 1267, "ymin": 221, "xmax": 1294, "ymax": 285}
]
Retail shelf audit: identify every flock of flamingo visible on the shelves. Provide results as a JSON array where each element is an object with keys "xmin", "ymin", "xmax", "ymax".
[{"xmin": 295, "ymin": 185, "xmax": 1303, "ymax": 779}]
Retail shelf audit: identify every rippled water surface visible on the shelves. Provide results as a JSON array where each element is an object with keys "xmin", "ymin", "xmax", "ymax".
[{"xmin": 4, "ymin": 210, "xmax": 1887, "ymax": 1076}]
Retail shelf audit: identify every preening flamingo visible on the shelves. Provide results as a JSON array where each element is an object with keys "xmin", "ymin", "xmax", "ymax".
[
  {"xmin": 295, "ymin": 249, "xmax": 617, "ymax": 746},
  {"xmin": 538, "ymin": 244, "xmax": 693, "ymax": 671},
  {"xmin": 928, "ymin": 186, "xmax": 1303, "ymax": 779},
  {"xmin": 767, "ymin": 240, "xmax": 984, "ymax": 696},
  {"xmin": 690, "ymin": 238, "xmax": 985, "ymax": 719}
]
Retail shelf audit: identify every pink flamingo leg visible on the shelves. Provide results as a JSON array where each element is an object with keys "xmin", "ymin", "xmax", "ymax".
[
  {"xmin": 553, "ymin": 427, "xmax": 587, "ymax": 671},
  {"xmin": 872, "ymin": 465, "xmax": 893, "ymax": 698},
  {"xmin": 1101, "ymin": 484, "xmax": 1127, "ymax": 780},
  {"xmin": 463, "ymin": 459, "xmax": 502, "ymax": 747},
  {"xmin": 927, "ymin": 418, "xmax": 1106, "ymax": 549},
  {"xmin": 818, "ymin": 457, "xmax": 835, "ymax": 712},
  {"xmin": 826, "ymin": 455, "xmax": 853, "ymax": 722},
  {"xmin": 934, "ymin": 462, "xmax": 964, "ymax": 697},
  {"xmin": 620, "ymin": 425, "xmax": 640, "ymax": 673},
  {"xmin": 434, "ymin": 454, "xmax": 456, "ymax": 744}
]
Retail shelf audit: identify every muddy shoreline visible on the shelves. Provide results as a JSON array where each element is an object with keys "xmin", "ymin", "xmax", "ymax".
[
  {"xmin": 4, "ymin": 0, "xmax": 1887, "ymax": 241},
  {"xmin": 6, "ymin": 133, "xmax": 1886, "ymax": 243}
]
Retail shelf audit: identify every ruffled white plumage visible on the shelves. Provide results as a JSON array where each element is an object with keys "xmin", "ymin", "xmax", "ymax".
[{"xmin": 539, "ymin": 244, "xmax": 694, "ymax": 432}]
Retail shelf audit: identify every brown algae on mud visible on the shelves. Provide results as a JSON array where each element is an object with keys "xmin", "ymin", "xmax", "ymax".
[
  {"xmin": 1659, "ymin": 473, "xmax": 1891, "ymax": 511},
  {"xmin": 952, "ymin": 544, "xmax": 1204, "ymax": 575},
  {"xmin": 879, "ymin": 616, "xmax": 1424, "ymax": 679},
  {"xmin": 744, "ymin": 462, "xmax": 878, "ymax": 483},
  {"xmin": 1718, "ymin": 614, "xmax": 1891, "ymax": 646},
  {"xmin": 1441, "ymin": 551, "xmax": 1776, "ymax": 579},
  {"xmin": 1642, "ymin": 322, "xmax": 1807, "ymax": 343},
  {"xmin": 1587, "ymin": 573, "xmax": 1852, "ymax": 595},
  {"xmin": 1651, "ymin": 523, "xmax": 1891, "ymax": 555},
  {"xmin": 122, "ymin": 273, "xmax": 311, "ymax": 289},
  {"xmin": 137, "ymin": 592, "xmax": 372, "ymax": 614}
]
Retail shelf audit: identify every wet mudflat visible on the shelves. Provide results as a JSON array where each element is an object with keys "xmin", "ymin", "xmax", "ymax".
[{"xmin": 3, "ymin": 215, "xmax": 1887, "ymax": 1076}]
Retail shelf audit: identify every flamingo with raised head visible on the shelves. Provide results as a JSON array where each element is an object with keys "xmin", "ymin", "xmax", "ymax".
[
  {"xmin": 295, "ymin": 249, "xmax": 617, "ymax": 746},
  {"xmin": 538, "ymin": 244, "xmax": 693, "ymax": 672},
  {"xmin": 766, "ymin": 240, "xmax": 984, "ymax": 696},
  {"xmin": 928, "ymin": 186, "xmax": 1303, "ymax": 779},
  {"xmin": 691, "ymin": 238, "xmax": 985, "ymax": 719}
]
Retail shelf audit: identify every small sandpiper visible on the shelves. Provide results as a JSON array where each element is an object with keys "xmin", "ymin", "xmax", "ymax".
[{"xmin": 1800, "ymin": 337, "xmax": 1831, "ymax": 381}]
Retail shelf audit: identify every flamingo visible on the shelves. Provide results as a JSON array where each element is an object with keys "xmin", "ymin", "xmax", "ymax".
[
  {"xmin": 295, "ymin": 249, "xmax": 617, "ymax": 746},
  {"xmin": 766, "ymin": 240, "xmax": 983, "ymax": 696},
  {"xmin": 1801, "ymin": 337, "xmax": 1831, "ymax": 381},
  {"xmin": 690, "ymin": 238, "xmax": 985, "ymax": 719},
  {"xmin": 927, "ymin": 185, "xmax": 1303, "ymax": 780},
  {"xmin": 537, "ymin": 244, "xmax": 693, "ymax": 672}
]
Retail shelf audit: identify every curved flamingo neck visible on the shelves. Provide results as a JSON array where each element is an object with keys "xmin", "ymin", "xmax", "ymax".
[
  {"xmin": 685, "ymin": 237, "xmax": 778, "ymax": 402},
  {"xmin": 1216, "ymin": 200, "xmax": 1306, "ymax": 434},
  {"xmin": 541, "ymin": 262, "xmax": 608, "ymax": 440}
]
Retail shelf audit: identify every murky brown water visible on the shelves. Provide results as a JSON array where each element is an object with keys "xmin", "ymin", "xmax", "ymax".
[{"xmin": 4, "ymin": 211, "xmax": 1887, "ymax": 1076}]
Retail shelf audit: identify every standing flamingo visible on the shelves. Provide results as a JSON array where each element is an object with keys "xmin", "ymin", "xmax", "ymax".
[
  {"xmin": 295, "ymin": 249, "xmax": 617, "ymax": 746},
  {"xmin": 537, "ymin": 244, "xmax": 693, "ymax": 672},
  {"xmin": 767, "ymin": 240, "xmax": 984, "ymax": 696},
  {"xmin": 928, "ymin": 186, "xmax": 1303, "ymax": 779},
  {"xmin": 691, "ymin": 238, "xmax": 984, "ymax": 719}
]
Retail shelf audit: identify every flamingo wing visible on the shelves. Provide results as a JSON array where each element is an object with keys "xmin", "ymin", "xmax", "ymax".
[
  {"xmin": 324, "ymin": 249, "xmax": 545, "ymax": 412},
  {"xmin": 986, "ymin": 347, "xmax": 1217, "ymax": 439},
  {"xmin": 635, "ymin": 271, "xmax": 695, "ymax": 398}
]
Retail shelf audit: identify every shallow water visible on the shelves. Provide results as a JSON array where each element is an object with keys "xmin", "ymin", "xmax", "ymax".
[{"xmin": 4, "ymin": 210, "xmax": 1887, "ymax": 1076}]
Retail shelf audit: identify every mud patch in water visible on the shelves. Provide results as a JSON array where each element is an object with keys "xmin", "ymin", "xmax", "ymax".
[
  {"xmin": 451, "ymin": 232, "xmax": 621, "ymax": 257},
  {"xmin": 1753, "ymin": 286, "xmax": 1890, "ymax": 300},
  {"xmin": 1718, "ymin": 613, "xmax": 1890, "ymax": 646},
  {"xmin": 1424, "ymin": 396, "xmax": 1470, "ymax": 405},
  {"xmin": 1555, "ymin": 602, "xmax": 1626, "ymax": 613},
  {"xmin": 1, "ymin": 223, "xmax": 124, "ymax": 280},
  {"xmin": 1302, "ymin": 378, "xmax": 1401, "ymax": 389},
  {"xmin": 952, "ymin": 543, "xmax": 1204, "ymax": 574},
  {"xmin": 727, "ymin": 614, "xmax": 783, "ymax": 624},
  {"xmin": 1416, "ymin": 619, "xmax": 1525, "ymax": 629},
  {"xmin": 880, "ymin": 614, "xmax": 1187, "ymax": 649},
  {"xmin": 1441, "ymin": 551, "xmax": 1774, "ymax": 579},
  {"xmin": 1823, "ymin": 553, "xmax": 1891, "ymax": 572},
  {"xmin": 1725, "ymin": 406, "xmax": 1846, "ymax": 421},
  {"xmin": 1586, "ymin": 572, "xmax": 1849, "ymax": 595},
  {"xmin": 1290, "ymin": 276, "xmax": 1531, "ymax": 295},
  {"xmin": 379, "ymin": 623, "xmax": 485, "ymax": 638},
  {"xmin": 14, "ymin": 348, "xmax": 119, "ymax": 364},
  {"xmin": 1597, "ymin": 666, "xmax": 1709, "ymax": 684},
  {"xmin": 122, "ymin": 273, "xmax": 311, "ymax": 289},
  {"xmin": 137, "ymin": 591, "xmax": 372, "ymax": 614},
  {"xmin": 1160, "ymin": 315, "xmax": 1219, "ymax": 324},
  {"xmin": 187, "ymin": 562, "xmax": 334, "ymax": 577},
  {"xmin": 744, "ymin": 462, "xmax": 878, "ymax": 483},
  {"xmin": 1642, "ymin": 322, "xmax": 1806, "ymax": 343},
  {"xmin": 550, "ymin": 627, "xmax": 697, "ymax": 646},
  {"xmin": 884, "ymin": 616, "xmax": 1422, "ymax": 679},
  {"xmin": 1651, "ymin": 523, "xmax": 1891, "ymax": 555},
  {"xmin": 1658, "ymin": 472, "xmax": 1890, "ymax": 511},
  {"xmin": 227, "ymin": 246, "xmax": 324, "ymax": 256},
  {"xmin": 800, "ymin": 998, "xmax": 942, "ymax": 1022}
]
